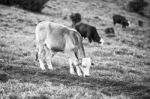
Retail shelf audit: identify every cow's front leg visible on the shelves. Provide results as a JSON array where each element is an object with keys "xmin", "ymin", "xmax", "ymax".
[
  {"xmin": 69, "ymin": 58, "xmax": 75, "ymax": 75},
  {"xmin": 74, "ymin": 61, "xmax": 82, "ymax": 76},
  {"xmin": 73, "ymin": 52, "xmax": 83, "ymax": 76},
  {"xmin": 71, "ymin": 58, "xmax": 83, "ymax": 76}
]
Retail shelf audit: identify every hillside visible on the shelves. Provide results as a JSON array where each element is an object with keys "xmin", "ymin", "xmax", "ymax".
[{"xmin": 0, "ymin": 0, "xmax": 150, "ymax": 99}]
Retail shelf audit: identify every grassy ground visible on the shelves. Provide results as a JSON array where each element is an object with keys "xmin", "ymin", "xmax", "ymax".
[{"xmin": 0, "ymin": 0, "xmax": 150, "ymax": 99}]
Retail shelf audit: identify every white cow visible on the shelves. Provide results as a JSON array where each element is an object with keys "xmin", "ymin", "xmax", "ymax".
[{"xmin": 35, "ymin": 21, "xmax": 91, "ymax": 76}]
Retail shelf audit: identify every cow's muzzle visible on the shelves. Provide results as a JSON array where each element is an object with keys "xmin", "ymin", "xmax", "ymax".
[{"xmin": 98, "ymin": 38, "xmax": 104, "ymax": 45}]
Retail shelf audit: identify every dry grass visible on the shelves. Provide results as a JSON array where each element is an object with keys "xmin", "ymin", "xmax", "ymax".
[{"xmin": 0, "ymin": 0, "xmax": 150, "ymax": 99}]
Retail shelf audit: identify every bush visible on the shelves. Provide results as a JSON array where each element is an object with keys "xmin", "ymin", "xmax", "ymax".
[
  {"xmin": 128, "ymin": 0, "xmax": 148, "ymax": 16},
  {"xmin": 0, "ymin": 0, "xmax": 49, "ymax": 12}
]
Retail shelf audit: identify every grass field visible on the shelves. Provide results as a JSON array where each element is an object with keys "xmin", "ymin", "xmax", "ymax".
[{"xmin": 0, "ymin": 0, "xmax": 150, "ymax": 99}]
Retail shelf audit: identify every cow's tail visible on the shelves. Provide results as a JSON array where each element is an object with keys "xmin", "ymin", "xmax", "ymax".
[
  {"xmin": 77, "ymin": 35, "xmax": 86, "ymax": 59},
  {"xmin": 75, "ymin": 31, "xmax": 86, "ymax": 58},
  {"xmin": 35, "ymin": 46, "xmax": 39, "ymax": 61}
]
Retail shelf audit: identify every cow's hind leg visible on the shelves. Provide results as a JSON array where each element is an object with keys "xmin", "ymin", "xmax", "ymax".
[
  {"xmin": 38, "ymin": 45, "xmax": 46, "ymax": 70},
  {"xmin": 75, "ymin": 61, "xmax": 83, "ymax": 76},
  {"xmin": 44, "ymin": 44, "xmax": 54, "ymax": 70},
  {"xmin": 74, "ymin": 51, "xmax": 83, "ymax": 76}
]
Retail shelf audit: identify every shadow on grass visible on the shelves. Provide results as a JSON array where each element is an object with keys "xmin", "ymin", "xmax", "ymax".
[{"xmin": 1, "ymin": 63, "xmax": 150, "ymax": 99}]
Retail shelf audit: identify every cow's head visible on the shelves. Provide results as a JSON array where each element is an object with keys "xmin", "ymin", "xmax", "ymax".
[
  {"xmin": 92, "ymin": 32, "xmax": 104, "ymax": 45},
  {"xmin": 123, "ymin": 20, "xmax": 131, "ymax": 28},
  {"xmin": 80, "ymin": 57, "xmax": 91, "ymax": 77},
  {"xmin": 70, "ymin": 13, "xmax": 82, "ymax": 24}
]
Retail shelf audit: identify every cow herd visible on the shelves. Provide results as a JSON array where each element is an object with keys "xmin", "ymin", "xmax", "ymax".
[{"xmin": 35, "ymin": 12, "xmax": 139, "ymax": 77}]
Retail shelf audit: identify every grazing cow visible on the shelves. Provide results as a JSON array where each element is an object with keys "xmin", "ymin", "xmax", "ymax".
[
  {"xmin": 138, "ymin": 20, "xmax": 143, "ymax": 27},
  {"xmin": 105, "ymin": 27, "xmax": 115, "ymax": 34},
  {"xmin": 70, "ymin": 13, "xmax": 104, "ymax": 44},
  {"xmin": 35, "ymin": 21, "xmax": 91, "ymax": 77},
  {"xmin": 113, "ymin": 14, "xmax": 130, "ymax": 28},
  {"xmin": 105, "ymin": 27, "xmax": 115, "ymax": 37}
]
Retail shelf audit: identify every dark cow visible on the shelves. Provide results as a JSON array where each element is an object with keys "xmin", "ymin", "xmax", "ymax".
[
  {"xmin": 105, "ymin": 27, "xmax": 115, "ymax": 37},
  {"xmin": 70, "ymin": 13, "xmax": 104, "ymax": 44},
  {"xmin": 105, "ymin": 27, "xmax": 115, "ymax": 34},
  {"xmin": 113, "ymin": 14, "xmax": 130, "ymax": 28},
  {"xmin": 138, "ymin": 20, "xmax": 143, "ymax": 27}
]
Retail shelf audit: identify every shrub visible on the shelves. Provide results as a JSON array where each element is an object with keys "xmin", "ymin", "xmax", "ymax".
[
  {"xmin": 128, "ymin": 0, "xmax": 148, "ymax": 16},
  {"xmin": 0, "ymin": 0, "xmax": 49, "ymax": 12}
]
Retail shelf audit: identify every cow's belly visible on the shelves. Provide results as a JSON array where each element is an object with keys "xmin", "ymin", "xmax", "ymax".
[
  {"xmin": 45, "ymin": 36, "xmax": 66, "ymax": 52},
  {"xmin": 45, "ymin": 32, "xmax": 76, "ymax": 53}
]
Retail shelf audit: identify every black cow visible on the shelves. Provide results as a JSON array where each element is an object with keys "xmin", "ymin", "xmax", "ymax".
[
  {"xmin": 70, "ymin": 13, "xmax": 103, "ymax": 44},
  {"xmin": 113, "ymin": 14, "xmax": 130, "ymax": 28},
  {"xmin": 105, "ymin": 27, "xmax": 115, "ymax": 37},
  {"xmin": 138, "ymin": 20, "xmax": 143, "ymax": 27}
]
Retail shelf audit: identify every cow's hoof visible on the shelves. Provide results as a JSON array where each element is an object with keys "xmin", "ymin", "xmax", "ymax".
[
  {"xmin": 84, "ymin": 75, "xmax": 90, "ymax": 77},
  {"xmin": 77, "ymin": 73, "xmax": 83, "ymax": 77},
  {"xmin": 70, "ymin": 68, "xmax": 75, "ymax": 75},
  {"xmin": 70, "ymin": 71, "xmax": 75, "ymax": 75},
  {"xmin": 40, "ymin": 68, "xmax": 46, "ymax": 71},
  {"xmin": 47, "ymin": 68, "xmax": 53, "ymax": 71},
  {"xmin": 45, "ymin": 69, "xmax": 51, "ymax": 72},
  {"xmin": 47, "ymin": 64, "xmax": 53, "ymax": 70}
]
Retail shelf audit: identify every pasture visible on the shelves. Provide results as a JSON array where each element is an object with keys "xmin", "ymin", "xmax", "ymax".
[{"xmin": 0, "ymin": 0, "xmax": 150, "ymax": 99}]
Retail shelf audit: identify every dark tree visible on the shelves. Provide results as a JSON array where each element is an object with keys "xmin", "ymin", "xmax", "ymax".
[{"xmin": 128, "ymin": 0, "xmax": 148, "ymax": 16}]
